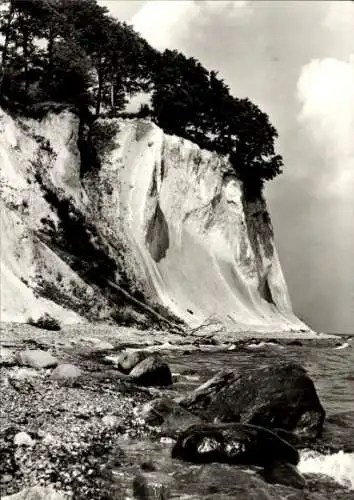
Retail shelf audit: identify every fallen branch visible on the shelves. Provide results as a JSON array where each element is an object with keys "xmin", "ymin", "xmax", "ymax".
[
  {"xmin": 36, "ymin": 232, "xmax": 186, "ymax": 334},
  {"xmin": 104, "ymin": 278, "xmax": 186, "ymax": 334}
]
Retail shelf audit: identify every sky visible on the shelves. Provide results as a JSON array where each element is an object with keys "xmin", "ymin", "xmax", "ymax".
[{"xmin": 99, "ymin": 0, "xmax": 354, "ymax": 334}]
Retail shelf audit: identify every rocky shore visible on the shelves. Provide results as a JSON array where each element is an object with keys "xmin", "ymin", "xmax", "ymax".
[{"xmin": 1, "ymin": 322, "xmax": 352, "ymax": 500}]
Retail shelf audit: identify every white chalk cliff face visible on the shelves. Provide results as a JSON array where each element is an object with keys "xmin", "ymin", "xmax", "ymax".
[{"xmin": 0, "ymin": 108, "xmax": 307, "ymax": 332}]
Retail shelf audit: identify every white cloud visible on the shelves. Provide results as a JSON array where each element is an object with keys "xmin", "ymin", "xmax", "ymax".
[
  {"xmin": 297, "ymin": 56, "xmax": 354, "ymax": 196},
  {"xmin": 132, "ymin": 0, "xmax": 251, "ymax": 51},
  {"xmin": 132, "ymin": 1, "xmax": 198, "ymax": 50}
]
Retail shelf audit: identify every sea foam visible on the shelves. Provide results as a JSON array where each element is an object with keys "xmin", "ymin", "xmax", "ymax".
[{"xmin": 299, "ymin": 450, "xmax": 354, "ymax": 490}]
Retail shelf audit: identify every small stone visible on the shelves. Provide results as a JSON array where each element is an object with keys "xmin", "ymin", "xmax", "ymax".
[
  {"xmin": 14, "ymin": 432, "xmax": 35, "ymax": 447},
  {"xmin": 0, "ymin": 347, "xmax": 16, "ymax": 366},
  {"xmin": 9, "ymin": 367, "xmax": 40, "ymax": 380},
  {"xmin": 51, "ymin": 364, "xmax": 82, "ymax": 380},
  {"xmin": 42, "ymin": 433, "xmax": 57, "ymax": 445},
  {"xmin": 1, "ymin": 474, "xmax": 13, "ymax": 483},
  {"xmin": 90, "ymin": 341, "xmax": 114, "ymax": 352},
  {"xmin": 75, "ymin": 406, "xmax": 90, "ymax": 419},
  {"xmin": 15, "ymin": 349, "xmax": 57, "ymax": 369},
  {"xmin": 160, "ymin": 437, "xmax": 175, "ymax": 444},
  {"xmin": 102, "ymin": 415, "xmax": 120, "ymax": 427}
]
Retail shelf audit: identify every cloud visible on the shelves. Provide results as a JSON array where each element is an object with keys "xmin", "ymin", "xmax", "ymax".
[
  {"xmin": 132, "ymin": 0, "xmax": 251, "ymax": 51},
  {"xmin": 132, "ymin": 1, "xmax": 197, "ymax": 50},
  {"xmin": 297, "ymin": 56, "xmax": 354, "ymax": 197}
]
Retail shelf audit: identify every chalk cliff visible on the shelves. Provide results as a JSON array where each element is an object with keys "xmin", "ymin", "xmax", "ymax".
[{"xmin": 0, "ymin": 108, "xmax": 307, "ymax": 332}]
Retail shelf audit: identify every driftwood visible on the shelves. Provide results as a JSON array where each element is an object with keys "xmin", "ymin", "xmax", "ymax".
[{"xmin": 186, "ymin": 314, "xmax": 225, "ymax": 336}]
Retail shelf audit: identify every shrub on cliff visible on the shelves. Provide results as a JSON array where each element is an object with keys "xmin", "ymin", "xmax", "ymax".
[{"xmin": 89, "ymin": 120, "xmax": 119, "ymax": 159}]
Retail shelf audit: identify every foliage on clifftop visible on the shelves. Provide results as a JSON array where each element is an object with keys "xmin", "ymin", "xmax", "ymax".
[{"xmin": 0, "ymin": 0, "xmax": 283, "ymax": 190}]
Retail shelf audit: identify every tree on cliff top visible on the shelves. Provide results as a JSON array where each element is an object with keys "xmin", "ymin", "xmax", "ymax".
[
  {"xmin": 0, "ymin": 0, "xmax": 283, "ymax": 191},
  {"xmin": 152, "ymin": 50, "xmax": 283, "ymax": 191}
]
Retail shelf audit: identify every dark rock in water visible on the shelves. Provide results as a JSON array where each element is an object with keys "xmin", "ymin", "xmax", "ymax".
[
  {"xmin": 179, "ymin": 362, "xmax": 325, "ymax": 440},
  {"xmin": 263, "ymin": 460, "xmax": 306, "ymax": 489},
  {"xmin": 175, "ymin": 463, "xmax": 301, "ymax": 500},
  {"xmin": 288, "ymin": 340, "xmax": 303, "ymax": 346},
  {"xmin": 273, "ymin": 428, "xmax": 302, "ymax": 448},
  {"xmin": 117, "ymin": 350, "xmax": 147, "ymax": 374},
  {"xmin": 143, "ymin": 398, "xmax": 202, "ymax": 436},
  {"xmin": 171, "ymin": 422, "xmax": 299, "ymax": 466},
  {"xmin": 27, "ymin": 314, "xmax": 61, "ymax": 331},
  {"xmin": 130, "ymin": 355, "xmax": 173, "ymax": 387},
  {"xmin": 15, "ymin": 349, "xmax": 58, "ymax": 369},
  {"xmin": 133, "ymin": 473, "xmax": 170, "ymax": 499}
]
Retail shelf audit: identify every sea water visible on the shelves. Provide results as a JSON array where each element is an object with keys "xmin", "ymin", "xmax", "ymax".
[{"xmin": 166, "ymin": 339, "xmax": 354, "ymax": 491}]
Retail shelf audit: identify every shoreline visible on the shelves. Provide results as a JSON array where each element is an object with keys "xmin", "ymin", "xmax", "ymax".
[{"xmin": 0, "ymin": 322, "xmax": 344, "ymax": 349}]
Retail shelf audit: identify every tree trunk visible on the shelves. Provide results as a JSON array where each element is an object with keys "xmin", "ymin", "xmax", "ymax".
[
  {"xmin": 47, "ymin": 28, "xmax": 54, "ymax": 79},
  {"xmin": 104, "ymin": 278, "xmax": 186, "ymax": 333},
  {"xmin": 22, "ymin": 22, "xmax": 30, "ymax": 94},
  {"xmin": 0, "ymin": 0, "xmax": 15, "ymax": 101},
  {"xmin": 110, "ymin": 81, "xmax": 114, "ymax": 112},
  {"xmin": 95, "ymin": 65, "xmax": 103, "ymax": 117}
]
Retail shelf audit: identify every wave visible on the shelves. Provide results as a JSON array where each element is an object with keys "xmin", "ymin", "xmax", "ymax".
[
  {"xmin": 299, "ymin": 450, "xmax": 354, "ymax": 490},
  {"xmin": 334, "ymin": 342, "xmax": 350, "ymax": 350},
  {"xmin": 246, "ymin": 341, "xmax": 284, "ymax": 349}
]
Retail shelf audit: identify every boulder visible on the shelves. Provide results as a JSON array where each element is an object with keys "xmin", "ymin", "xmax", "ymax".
[
  {"xmin": 51, "ymin": 363, "xmax": 82, "ymax": 380},
  {"xmin": 130, "ymin": 355, "xmax": 172, "ymax": 387},
  {"xmin": 15, "ymin": 349, "xmax": 57, "ymax": 369},
  {"xmin": 263, "ymin": 461, "xmax": 306, "ymax": 489},
  {"xmin": 2, "ymin": 486, "xmax": 66, "ymax": 500},
  {"xmin": 117, "ymin": 350, "xmax": 147, "ymax": 374},
  {"xmin": 179, "ymin": 362, "xmax": 325, "ymax": 440},
  {"xmin": 143, "ymin": 398, "xmax": 202, "ymax": 436},
  {"xmin": 171, "ymin": 423, "xmax": 299, "ymax": 466}
]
